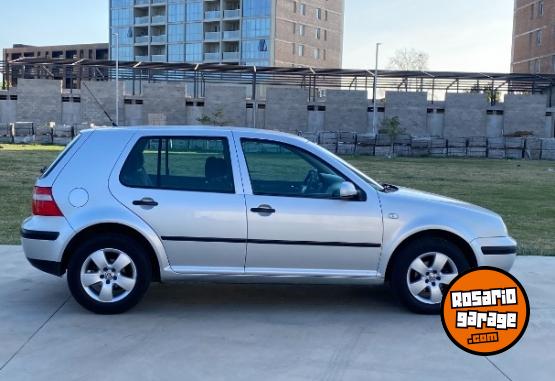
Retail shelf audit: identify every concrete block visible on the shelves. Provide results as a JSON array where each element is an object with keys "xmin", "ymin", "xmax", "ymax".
[
  {"xmin": 411, "ymin": 139, "xmax": 431, "ymax": 157},
  {"xmin": 504, "ymin": 94, "xmax": 548, "ymax": 137},
  {"xmin": 53, "ymin": 125, "xmax": 73, "ymax": 138},
  {"xmin": 266, "ymin": 87, "xmax": 308, "ymax": 132},
  {"xmin": 385, "ymin": 91, "xmax": 428, "ymax": 137},
  {"xmin": 16, "ymin": 79, "xmax": 62, "ymax": 125},
  {"xmin": 337, "ymin": 143, "xmax": 356, "ymax": 155},
  {"xmin": 53, "ymin": 137, "xmax": 71, "ymax": 145},
  {"xmin": 142, "ymin": 82, "xmax": 188, "ymax": 125},
  {"xmin": 395, "ymin": 134, "xmax": 412, "ymax": 146},
  {"xmin": 356, "ymin": 134, "xmax": 376, "ymax": 147},
  {"xmin": 505, "ymin": 137, "xmax": 525, "ymax": 149},
  {"xmin": 302, "ymin": 132, "xmax": 319, "ymax": 143},
  {"xmin": 338, "ymin": 132, "xmax": 356, "ymax": 144},
  {"xmin": 13, "ymin": 122, "xmax": 33, "ymax": 136},
  {"xmin": 488, "ymin": 149, "xmax": 506, "ymax": 159},
  {"xmin": 394, "ymin": 145, "xmax": 411, "ymax": 157},
  {"xmin": 448, "ymin": 137, "xmax": 467, "ymax": 148},
  {"xmin": 324, "ymin": 90, "xmax": 368, "ymax": 133},
  {"xmin": 541, "ymin": 139, "xmax": 555, "ymax": 160},
  {"xmin": 448, "ymin": 147, "xmax": 467, "ymax": 157},
  {"xmin": 34, "ymin": 126, "xmax": 53, "ymax": 144},
  {"xmin": 430, "ymin": 147, "xmax": 447, "ymax": 157},
  {"xmin": 468, "ymin": 136, "xmax": 487, "ymax": 147},
  {"xmin": 355, "ymin": 145, "xmax": 374, "ymax": 156},
  {"xmin": 320, "ymin": 143, "xmax": 337, "ymax": 153},
  {"xmin": 467, "ymin": 147, "xmax": 487, "ymax": 158},
  {"xmin": 525, "ymin": 137, "xmax": 542, "ymax": 160},
  {"xmin": 444, "ymin": 93, "xmax": 488, "ymax": 138},
  {"xmin": 376, "ymin": 134, "xmax": 392, "ymax": 147},
  {"xmin": 506, "ymin": 148, "xmax": 523, "ymax": 159},
  {"xmin": 488, "ymin": 137, "xmax": 505, "ymax": 150},
  {"xmin": 375, "ymin": 146, "xmax": 392, "ymax": 157},
  {"xmin": 319, "ymin": 132, "xmax": 338, "ymax": 145}
]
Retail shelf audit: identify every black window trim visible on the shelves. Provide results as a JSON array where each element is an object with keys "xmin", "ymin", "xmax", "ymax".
[
  {"xmin": 240, "ymin": 138, "xmax": 367, "ymax": 202},
  {"xmin": 119, "ymin": 135, "xmax": 237, "ymax": 195}
]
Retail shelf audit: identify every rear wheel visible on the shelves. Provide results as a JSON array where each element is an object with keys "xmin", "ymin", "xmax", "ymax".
[
  {"xmin": 67, "ymin": 233, "xmax": 151, "ymax": 314},
  {"xmin": 391, "ymin": 237, "xmax": 470, "ymax": 314}
]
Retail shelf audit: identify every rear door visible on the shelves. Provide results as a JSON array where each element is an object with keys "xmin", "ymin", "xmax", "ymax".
[{"xmin": 110, "ymin": 131, "xmax": 247, "ymax": 275}]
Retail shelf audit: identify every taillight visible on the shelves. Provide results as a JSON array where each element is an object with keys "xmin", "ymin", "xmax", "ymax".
[{"xmin": 32, "ymin": 187, "xmax": 63, "ymax": 217}]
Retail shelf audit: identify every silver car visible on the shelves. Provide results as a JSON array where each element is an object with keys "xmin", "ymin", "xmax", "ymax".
[{"xmin": 21, "ymin": 126, "xmax": 517, "ymax": 314}]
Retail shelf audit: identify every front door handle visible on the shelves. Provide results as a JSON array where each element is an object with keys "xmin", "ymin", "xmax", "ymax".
[
  {"xmin": 250, "ymin": 205, "xmax": 276, "ymax": 214},
  {"xmin": 133, "ymin": 198, "xmax": 158, "ymax": 207}
]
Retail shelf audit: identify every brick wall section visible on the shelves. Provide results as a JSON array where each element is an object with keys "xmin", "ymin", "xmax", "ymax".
[
  {"xmin": 385, "ymin": 92, "xmax": 428, "ymax": 137},
  {"xmin": 16, "ymin": 79, "xmax": 62, "ymax": 125},
  {"xmin": 265, "ymin": 87, "xmax": 308, "ymax": 131},
  {"xmin": 444, "ymin": 93, "xmax": 488, "ymax": 138},
  {"xmin": 504, "ymin": 94, "xmax": 548, "ymax": 137},
  {"xmin": 324, "ymin": 90, "xmax": 368, "ymax": 133}
]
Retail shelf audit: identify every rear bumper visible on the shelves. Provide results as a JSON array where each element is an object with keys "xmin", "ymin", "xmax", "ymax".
[
  {"xmin": 21, "ymin": 216, "xmax": 74, "ymax": 276},
  {"xmin": 470, "ymin": 236, "xmax": 517, "ymax": 272}
]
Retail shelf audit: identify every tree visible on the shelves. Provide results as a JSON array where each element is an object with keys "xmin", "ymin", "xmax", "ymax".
[
  {"xmin": 388, "ymin": 48, "xmax": 429, "ymax": 71},
  {"xmin": 379, "ymin": 116, "xmax": 405, "ymax": 157}
]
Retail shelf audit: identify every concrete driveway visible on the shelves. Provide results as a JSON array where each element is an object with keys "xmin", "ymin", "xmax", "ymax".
[{"xmin": 0, "ymin": 245, "xmax": 553, "ymax": 381}]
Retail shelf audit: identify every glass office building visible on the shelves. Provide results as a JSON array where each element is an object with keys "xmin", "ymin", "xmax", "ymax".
[{"xmin": 110, "ymin": 0, "xmax": 343, "ymax": 68}]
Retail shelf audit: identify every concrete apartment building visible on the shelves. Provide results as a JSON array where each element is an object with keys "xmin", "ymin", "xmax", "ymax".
[
  {"xmin": 3, "ymin": 43, "xmax": 109, "ymax": 62},
  {"xmin": 110, "ymin": 0, "xmax": 344, "ymax": 67},
  {"xmin": 512, "ymin": 0, "xmax": 555, "ymax": 73}
]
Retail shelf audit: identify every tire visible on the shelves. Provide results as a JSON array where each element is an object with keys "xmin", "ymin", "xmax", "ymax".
[
  {"xmin": 390, "ymin": 237, "xmax": 470, "ymax": 314},
  {"xmin": 67, "ymin": 233, "xmax": 152, "ymax": 314}
]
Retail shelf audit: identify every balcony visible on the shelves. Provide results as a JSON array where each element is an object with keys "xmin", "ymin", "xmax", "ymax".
[
  {"xmin": 134, "ymin": 0, "xmax": 149, "ymax": 6},
  {"xmin": 205, "ymin": 31, "xmax": 221, "ymax": 41},
  {"xmin": 204, "ymin": 52, "xmax": 221, "ymax": 61},
  {"xmin": 223, "ymin": 9, "xmax": 240, "ymax": 19},
  {"xmin": 134, "ymin": 35, "xmax": 149, "ymax": 44},
  {"xmin": 205, "ymin": 11, "xmax": 221, "ymax": 20},
  {"xmin": 151, "ymin": 15, "xmax": 166, "ymax": 24},
  {"xmin": 151, "ymin": 54, "xmax": 167, "ymax": 62},
  {"xmin": 135, "ymin": 55, "xmax": 150, "ymax": 62},
  {"xmin": 151, "ymin": 35, "xmax": 167, "ymax": 43},
  {"xmin": 223, "ymin": 30, "xmax": 240, "ymax": 40},
  {"xmin": 223, "ymin": 51, "xmax": 239, "ymax": 60},
  {"xmin": 135, "ymin": 16, "xmax": 149, "ymax": 25},
  {"xmin": 152, "ymin": 0, "xmax": 165, "ymax": 3}
]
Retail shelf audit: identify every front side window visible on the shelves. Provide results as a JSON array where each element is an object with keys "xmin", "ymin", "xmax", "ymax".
[
  {"xmin": 241, "ymin": 139, "xmax": 347, "ymax": 199},
  {"xmin": 121, "ymin": 137, "xmax": 234, "ymax": 193}
]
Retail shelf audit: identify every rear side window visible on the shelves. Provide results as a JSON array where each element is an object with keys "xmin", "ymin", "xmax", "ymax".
[
  {"xmin": 120, "ymin": 137, "xmax": 235, "ymax": 194},
  {"xmin": 41, "ymin": 134, "xmax": 82, "ymax": 178}
]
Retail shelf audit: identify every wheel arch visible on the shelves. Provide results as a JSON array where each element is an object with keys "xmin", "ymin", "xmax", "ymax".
[
  {"xmin": 384, "ymin": 229, "xmax": 477, "ymax": 283},
  {"xmin": 61, "ymin": 223, "xmax": 161, "ymax": 282}
]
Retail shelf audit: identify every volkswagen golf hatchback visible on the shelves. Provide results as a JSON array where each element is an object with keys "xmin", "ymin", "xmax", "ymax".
[{"xmin": 21, "ymin": 126, "xmax": 517, "ymax": 314}]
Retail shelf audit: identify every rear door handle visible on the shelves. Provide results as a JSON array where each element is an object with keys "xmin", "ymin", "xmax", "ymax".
[
  {"xmin": 133, "ymin": 198, "xmax": 158, "ymax": 207},
  {"xmin": 250, "ymin": 205, "xmax": 276, "ymax": 214}
]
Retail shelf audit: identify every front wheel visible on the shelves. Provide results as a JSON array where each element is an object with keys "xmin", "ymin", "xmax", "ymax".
[
  {"xmin": 391, "ymin": 237, "xmax": 470, "ymax": 314},
  {"xmin": 67, "ymin": 233, "xmax": 152, "ymax": 314}
]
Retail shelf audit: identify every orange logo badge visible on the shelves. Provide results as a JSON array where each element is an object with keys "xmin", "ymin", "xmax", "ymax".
[{"xmin": 441, "ymin": 267, "xmax": 529, "ymax": 356}]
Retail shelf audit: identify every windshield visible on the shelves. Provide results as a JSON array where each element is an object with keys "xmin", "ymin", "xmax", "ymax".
[{"xmin": 307, "ymin": 141, "xmax": 384, "ymax": 191}]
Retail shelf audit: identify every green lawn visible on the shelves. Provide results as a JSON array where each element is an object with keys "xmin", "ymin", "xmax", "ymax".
[{"xmin": 1, "ymin": 144, "xmax": 554, "ymax": 256}]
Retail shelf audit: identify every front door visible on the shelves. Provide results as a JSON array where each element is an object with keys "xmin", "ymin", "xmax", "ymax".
[
  {"xmin": 110, "ymin": 133, "xmax": 247, "ymax": 274},
  {"xmin": 237, "ymin": 137, "xmax": 383, "ymax": 278}
]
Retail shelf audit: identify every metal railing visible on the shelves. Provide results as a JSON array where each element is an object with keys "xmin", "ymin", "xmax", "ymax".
[
  {"xmin": 135, "ymin": 16, "xmax": 150, "ymax": 24},
  {"xmin": 134, "ymin": 36, "xmax": 149, "ymax": 44},
  {"xmin": 204, "ymin": 52, "xmax": 221, "ymax": 61},
  {"xmin": 222, "ymin": 51, "xmax": 239, "ymax": 60},
  {"xmin": 151, "ymin": 35, "xmax": 167, "ymax": 43},
  {"xmin": 204, "ymin": 31, "xmax": 221, "ymax": 41},
  {"xmin": 204, "ymin": 11, "xmax": 221, "ymax": 20},
  {"xmin": 151, "ymin": 15, "xmax": 166, "ymax": 24}
]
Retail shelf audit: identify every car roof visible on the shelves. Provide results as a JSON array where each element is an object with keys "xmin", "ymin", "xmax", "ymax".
[{"xmin": 83, "ymin": 125, "xmax": 308, "ymax": 142}]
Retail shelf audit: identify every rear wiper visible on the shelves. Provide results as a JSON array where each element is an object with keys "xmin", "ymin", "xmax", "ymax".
[{"xmin": 381, "ymin": 183, "xmax": 399, "ymax": 193}]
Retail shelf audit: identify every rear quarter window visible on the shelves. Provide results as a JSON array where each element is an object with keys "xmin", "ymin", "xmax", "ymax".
[{"xmin": 41, "ymin": 134, "xmax": 83, "ymax": 179}]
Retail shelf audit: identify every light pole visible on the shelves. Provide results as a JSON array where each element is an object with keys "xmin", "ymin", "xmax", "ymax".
[
  {"xmin": 372, "ymin": 42, "xmax": 382, "ymax": 136},
  {"xmin": 112, "ymin": 32, "xmax": 120, "ymax": 127}
]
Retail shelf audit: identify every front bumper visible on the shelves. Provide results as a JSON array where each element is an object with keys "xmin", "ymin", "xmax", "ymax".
[{"xmin": 470, "ymin": 236, "xmax": 517, "ymax": 272}]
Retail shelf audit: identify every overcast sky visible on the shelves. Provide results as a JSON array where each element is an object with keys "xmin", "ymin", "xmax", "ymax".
[{"xmin": 0, "ymin": 0, "xmax": 515, "ymax": 73}]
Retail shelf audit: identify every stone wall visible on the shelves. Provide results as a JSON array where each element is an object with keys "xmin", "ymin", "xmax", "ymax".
[
  {"xmin": 324, "ymin": 90, "xmax": 368, "ymax": 133},
  {"xmin": 385, "ymin": 92, "xmax": 428, "ymax": 137},
  {"xmin": 16, "ymin": 79, "xmax": 62, "ymax": 125},
  {"xmin": 141, "ymin": 82, "xmax": 188, "ymax": 125},
  {"xmin": 265, "ymin": 87, "xmax": 308, "ymax": 132},
  {"xmin": 204, "ymin": 85, "xmax": 247, "ymax": 126},
  {"xmin": 80, "ymin": 81, "xmax": 123, "ymax": 126},
  {"xmin": 504, "ymin": 94, "xmax": 548, "ymax": 137},
  {"xmin": 444, "ymin": 93, "xmax": 488, "ymax": 138}
]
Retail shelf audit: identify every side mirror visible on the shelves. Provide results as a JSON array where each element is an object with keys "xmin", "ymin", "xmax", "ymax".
[{"xmin": 339, "ymin": 182, "xmax": 358, "ymax": 199}]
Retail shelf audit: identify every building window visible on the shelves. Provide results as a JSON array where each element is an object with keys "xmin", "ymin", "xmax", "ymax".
[
  {"xmin": 168, "ymin": 24, "xmax": 185, "ymax": 43},
  {"xmin": 298, "ymin": 44, "xmax": 304, "ymax": 57},
  {"xmin": 168, "ymin": 3, "xmax": 185, "ymax": 23},
  {"xmin": 314, "ymin": 48, "xmax": 320, "ymax": 60},
  {"xmin": 552, "ymin": 55, "xmax": 555, "ymax": 72},
  {"xmin": 536, "ymin": 29, "xmax": 542, "ymax": 47},
  {"xmin": 325, "ymin": 10, "xmax": 328, "ymax": 21},
  {"xmin": 168, "ymin": 44, "xmax": 185, "ymax": 62},
  {"xmin": 243, "ymin": 0, "xmax": 271, "ymax": 17},
  {"xmin": 185, "ymin": 43, "xmax": 202, "ymax": 62},
  {"xmin": 300, "ymin": 3, "xmax": 306, "ymax": 16},
  {"xmin": 530, "ymin": 59, "xmax": 541, "ymax": 73},
  {"xmin": 186, "ymin": 1, "xmax": 203, "ymax": 22},
  {"xmin": 299, "ymin": 24, "xmax": 305, "ymax": 36},
  {"xmin": 316, "ymin": 28, "xmax": 321, "ymax": 39},
  {"xmin": 186, "ymin": 23, "xmax": 203, "ymax": 41},
  {"xmin": 538, "ymin": 0, "xmax": 544, "ymax": 17},
  {"xmin": 316, "ymin": 8, "xmax": 322, "ymax": 20}
]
